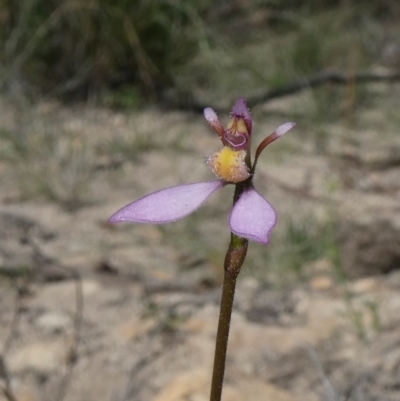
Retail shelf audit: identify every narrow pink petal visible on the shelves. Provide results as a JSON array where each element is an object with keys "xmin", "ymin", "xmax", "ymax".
[
  {"xmin": 230, "ymin": 186, "xmax": 277, "ymax": 244},
  {"xmin": 275, "ymin": 122, "xmax": 296, "ymax": 138},
  {"xmin": 253, "ymin": 122, "xmax": 296, "ymax": 172},
  {"xmin": 109, "ymin": 180, "xmax": 226, "ymax": 224},
  {"xmin": 203, "ymin": 107, "xmax": 218, "ymax": 124},
  {"xmin": 204, "ymin": 107, "xmax": 225, "ymax": 139}
]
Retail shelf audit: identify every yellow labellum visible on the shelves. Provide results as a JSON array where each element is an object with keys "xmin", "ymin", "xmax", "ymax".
[{"xmin": 208, "ymin": 146, "xmax": 250, "ymax": 183}]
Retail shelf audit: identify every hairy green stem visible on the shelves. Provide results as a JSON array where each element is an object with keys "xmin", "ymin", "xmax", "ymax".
[{"xmin": 210, "ymin": 184, "xmax": 249, "ymax": 401}]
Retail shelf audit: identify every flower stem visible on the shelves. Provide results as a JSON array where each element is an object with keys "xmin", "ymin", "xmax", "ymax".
[
  {"xmin": 210, "ymin": 184, "xmax": 248, "ymax": 401},
  {"xmin": 209, "ymin": 269, "xmax": 237, "ymax": 401}
]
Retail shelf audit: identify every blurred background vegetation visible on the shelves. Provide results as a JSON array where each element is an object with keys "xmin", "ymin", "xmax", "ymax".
[{"xmin": 0, "ymin": 0, "xmax": 399, "ymax": 107}]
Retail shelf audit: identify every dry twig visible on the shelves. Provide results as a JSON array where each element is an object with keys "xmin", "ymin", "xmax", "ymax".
[{"xmin": 165, "ymin": 70, "xmax": 400, "ymax": 113}]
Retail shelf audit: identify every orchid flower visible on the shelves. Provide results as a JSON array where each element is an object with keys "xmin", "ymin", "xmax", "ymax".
[{"xmin": 109, "ymin": 98, "xmax": 295, "ymax": 244}]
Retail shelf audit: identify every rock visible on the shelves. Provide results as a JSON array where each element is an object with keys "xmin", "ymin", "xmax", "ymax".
[
  {"xmin": 332, "ymin": 139, "xmax": 400, "ymax": 279},
  {"xmin": 11, "ymin": 391, "xmax": 40, "ymax": 401},
  {"xmin": 7, "ymin": 341, "xmax": 67, "ymax": 375},
  {"xmin": 153, "ymin": 369, "xmax": 296, "ymax": 401},
  {"xmin": 350, "ymin": 277, "xmax": 382, "ymax": 294},
  {"xmin": 337, "ymin": 215, "xmax": 400, "ymax": 278},
  {"xmin": 310, "ymin": 275, "xmax": 334, "ymax": 290},
  {"xmin": 116, "ymin": 319, "xmax": 157, "ymax": 342},
  {"xmin": 32, "ymin": 279, "xmax": 101, "ymax": 312},
  {"xmin": 153, "ymin": 370, "xmax": 208, "ymax": 401},
  {"xmin": 35, "ymin": 311, "xmax": 72, "ymax": 334},
  {"xmin": 230, "ymin": 377, "xmax": 298, "ymax": 401}
]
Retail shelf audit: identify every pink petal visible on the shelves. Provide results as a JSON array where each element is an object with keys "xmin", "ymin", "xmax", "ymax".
[
  {"xmin": 204, "ymin": 107, "xmax": 225, "ymax": 140},
  {"xmin": 275, "ymin": 122, "xmax": 296, "ymax": 138},
  {"xmin": 109, "ymin": 180, "xmax": 226, "ymax": 224},
  {"xmin": 253, "ymin": 122, "xmax": 296, "ymax": 172},
  {"xmin": 230, "ymin": 186, "xmax": 277, "ymax": 244},
  {"xmin": 230, "ymin": 97, "xmax": 253, "ymax": 134}
]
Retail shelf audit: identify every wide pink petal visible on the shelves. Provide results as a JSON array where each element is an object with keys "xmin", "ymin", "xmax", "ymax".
[
  {"xmin": 230, "ymin": 186, "xmax": 277, "ymax": 244},
  {"xmin": 109, "ymin": 180, "xmax": 226, "ymax": 224}
]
